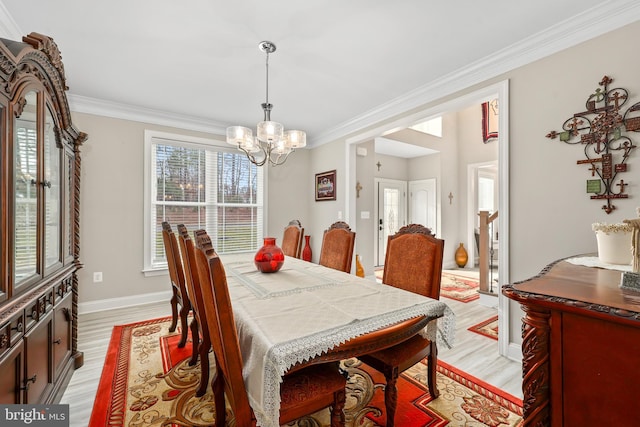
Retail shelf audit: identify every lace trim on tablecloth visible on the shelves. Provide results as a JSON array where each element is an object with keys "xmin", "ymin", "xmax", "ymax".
[
  {"xmin": 250, "ymin": 303, "xmax": 455, "ymax": 427},
  {"xmin": 566, "ymin": 256, "xmax": 632, "ymax": 272}
]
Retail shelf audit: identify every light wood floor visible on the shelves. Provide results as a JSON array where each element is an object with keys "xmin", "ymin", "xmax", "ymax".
[{"xmin": 61, "ymin": 284, "xmax": 522, "ymax": 427}]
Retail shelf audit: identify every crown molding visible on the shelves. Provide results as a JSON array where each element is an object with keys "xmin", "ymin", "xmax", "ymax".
[
  {"xmin": 310, "ymin": 0, "xmax": 640, "ymax": 148},
  {"xmin": 68, "ymin": 94, "xmax": 228, "ymax": 135}
]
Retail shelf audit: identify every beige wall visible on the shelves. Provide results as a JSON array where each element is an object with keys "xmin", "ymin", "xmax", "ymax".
[
  {"xmin": 306, "ymin": 139, "xmax": 347, "ymax": 264},
  {"xmin": 355, "ymin": 140, "xmax": 376, "ymax": 275},
  {"xmin": 506, "ymin": 32, "xmax": 640, "ymax": 276},
  {"xmin": 266, "ymin": 148, "xmax": 311, "ymax": 245}
]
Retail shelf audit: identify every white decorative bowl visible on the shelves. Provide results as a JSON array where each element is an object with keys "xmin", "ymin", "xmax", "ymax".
[{"xmin": 594, "ymin": 228, "xmax": 632, "ymax": 265}]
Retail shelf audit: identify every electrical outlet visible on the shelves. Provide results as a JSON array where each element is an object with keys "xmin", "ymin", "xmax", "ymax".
[{"xmin": 93, "ymin": 272, "xmax": 103, "ymax": 283}]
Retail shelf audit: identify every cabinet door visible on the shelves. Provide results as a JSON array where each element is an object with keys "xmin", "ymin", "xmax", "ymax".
[
  {"xmin": 44, "ymin": 106, "xmax": 62, "ymax": 273},
  {"xmin": 24, "ymin": 310, "xmax": 53, "ymax": 403},
  {"xmin": 53, "ymin": 292, "xmax": 72, "ymax": 380},
  {"xmin": 0, "ymin": 341, "xmax": 24, "ymax": 404},
  {"xmin": 14, "ymin": 90, "xmax": 40, "ymax": 291}
]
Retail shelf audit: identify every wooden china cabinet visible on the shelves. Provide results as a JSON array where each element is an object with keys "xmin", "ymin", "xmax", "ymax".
[{"xmin": 0, "ymin": 33, "xmax": 86, "ymax": 404}]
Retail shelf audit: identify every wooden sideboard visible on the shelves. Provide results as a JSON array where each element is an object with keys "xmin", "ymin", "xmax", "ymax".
[
  {"xmin": 0, "ymin": 33, "xmax": 85, "ymax": 404},
  {"xmin": 503, "ymin": 256, "xmax": 640, "ymax": 426}
]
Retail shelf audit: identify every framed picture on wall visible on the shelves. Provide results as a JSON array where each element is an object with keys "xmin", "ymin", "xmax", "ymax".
[{"xmin": 315, "ymin": 170, "xmax": 336, "ymax": 201}]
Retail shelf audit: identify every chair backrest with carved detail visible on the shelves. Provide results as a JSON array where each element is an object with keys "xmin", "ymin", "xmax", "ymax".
[
  {"xmin": 319, "ymin": 221, "xmax": 356, "ymax": 273},
  {"xmin": 382, "ymin": 224, "xmax": 444, "ymax": 299},
  {"xmin": 193, "ymin": 229, "xmax": 254, "ymax": 425},
  {"xmin": 281, "ymin": 219, "xmax": 304, "ymax": 258}
]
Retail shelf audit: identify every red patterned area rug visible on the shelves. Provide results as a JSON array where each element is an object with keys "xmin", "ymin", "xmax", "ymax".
[
  {"xmin": 440, "ymin": 272, "xmax": 480, "ymax": 303},
  {"xmin": 468, "ymin": 316, "xmax": 499, "ymax": 341},
  {"xmin": 89, "ymin": 317, "xmax": 522, "ymax": 426}
]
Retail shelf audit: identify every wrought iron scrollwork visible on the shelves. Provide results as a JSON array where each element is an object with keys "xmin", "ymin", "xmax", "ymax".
[{"xmin": 546, "ymin": 75, "xmax": 640, "ymax": 214}]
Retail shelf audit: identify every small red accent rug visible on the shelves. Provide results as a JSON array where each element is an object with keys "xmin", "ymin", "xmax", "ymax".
[
  {"xmin": 468, "ymin": 315, "xmax": 499, "ymax": 341},
  {"xmin": 89, "ymin": 316, "xmax": 523, "ymax": 426}
]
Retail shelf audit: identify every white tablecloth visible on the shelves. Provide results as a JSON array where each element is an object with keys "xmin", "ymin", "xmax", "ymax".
[
  {"xmin": 220, "ymin": 254, "xmax": 455, "ymax": 427},
  {"xmin": 566, "ymin": 256, "xmax": 632, "ymax": 272}
]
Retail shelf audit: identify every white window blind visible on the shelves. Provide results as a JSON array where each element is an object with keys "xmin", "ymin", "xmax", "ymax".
[{"xmin": 145, "ymin": 131, "xmax": 264, "ymax": 272}]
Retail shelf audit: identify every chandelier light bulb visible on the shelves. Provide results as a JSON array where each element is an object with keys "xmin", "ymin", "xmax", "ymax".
[
  {"xmin": 257, "ymin": 120, "xmax": 284, "ymax": 143},
  {"xmin": 284, "ymin": 130, "xmax": 306, "ymax": 148}
]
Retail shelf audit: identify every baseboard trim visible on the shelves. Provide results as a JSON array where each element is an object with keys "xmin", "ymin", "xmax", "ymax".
[
  {"xmin": 506, "ymin": 342, "xmax": 523, "ymax": 363},
  {"xmin": 78, "ymin": 290, "xmax": 172, "ymax": 315},
  {"xmin": 478, "ymin": 291, "xmax": 499, "ymax": 308}
]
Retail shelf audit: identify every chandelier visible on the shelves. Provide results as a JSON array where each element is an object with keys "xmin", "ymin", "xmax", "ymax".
[{"xmin": 226, "ymin": 41, "xmax": 306, "ymax": 167}]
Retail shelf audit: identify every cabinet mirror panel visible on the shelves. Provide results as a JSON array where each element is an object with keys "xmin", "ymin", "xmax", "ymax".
[
  {"xmin": 14, "ymin": 91, "xmax": 38, "ymax": 284},
  {"xmin": 44, "ymin": 106, "xmax": 61, "ymax": 270}
]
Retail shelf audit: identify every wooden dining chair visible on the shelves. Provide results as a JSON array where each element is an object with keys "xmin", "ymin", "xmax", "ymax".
[
  {"xmin": 176, "ymin": 224, "xmax": 211, "ymax": 397},
  {"xmin": 358, "ymin": 223, "xmax": 444, "ymax": 427},
  {"xmin": 281, "ymin": 219, "xmax": 304, "ymax": 258},
  {"xmin": 192, "ymin": 229, "xmax": 346, "ymax": 427},
  {"xmin": 161, "ymin": 222, "xmax": 192, "ymax": 348},
  {"xmin": 318, "ymin": 221, "xmax": 356, "ymax": 273}
]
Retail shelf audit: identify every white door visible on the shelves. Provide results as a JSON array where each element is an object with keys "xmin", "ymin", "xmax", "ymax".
[
  {"xmin": 376, "ymin": 179, "xmax": 407, "ymax": 266},
  {"xmin": 409, "ymin": 179, "xmax": 437, "ymax": 234}
]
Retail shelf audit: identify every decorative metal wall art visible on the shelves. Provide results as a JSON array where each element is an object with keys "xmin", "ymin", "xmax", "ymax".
[{"xmin": 546, "ymin": 76, "xmax": 640, "ymax": 213}]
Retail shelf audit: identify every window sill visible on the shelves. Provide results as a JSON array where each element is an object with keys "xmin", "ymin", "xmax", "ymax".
[{"xmin": 142, "ymin": 267, "xmax": 168, "ymax": 278}]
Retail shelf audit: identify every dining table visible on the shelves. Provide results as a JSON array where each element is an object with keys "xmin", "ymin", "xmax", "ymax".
[{"xmin": 219, "ymin": 253, "xmax": 456, "ymax": 427}]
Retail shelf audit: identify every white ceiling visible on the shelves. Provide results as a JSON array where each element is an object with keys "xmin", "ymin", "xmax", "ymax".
[
  {"xmin": 1, "ymin": 1, "xmax": 639, "ymax": 148},
  {"xmin": 375, "ymin": 137, "xmax": 437, "ymax": 159}
]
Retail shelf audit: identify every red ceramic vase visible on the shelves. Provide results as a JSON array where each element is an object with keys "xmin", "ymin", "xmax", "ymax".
[
  {"xmin": 254, "ymin": 237, "xmax": 285, "ymax": 273},
  {"xmin": 302, "ymin": 235, "xmax": 312, "ymax": 262}
]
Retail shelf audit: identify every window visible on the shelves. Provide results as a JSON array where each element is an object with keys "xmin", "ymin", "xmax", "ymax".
[
  {"xmin": 410, "ymin": 116, "xmax": 442, "ymax": 137},
  {"xmin": 478, "ymin": 175, "xmax": 495, "ymax": 212},
  {"xmin": 144, "ymin": 130, "xmax": 265, "ymax": 274}
]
